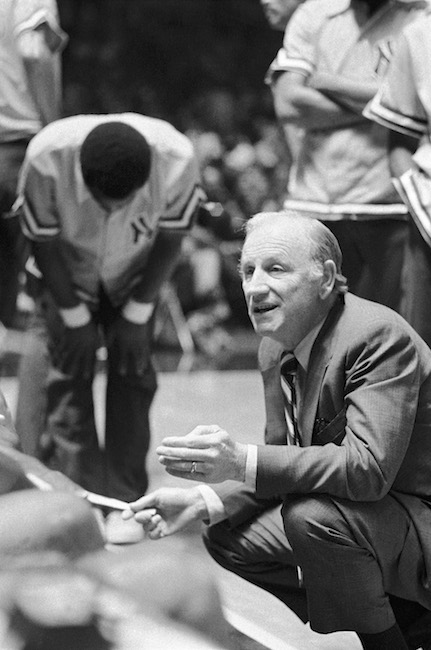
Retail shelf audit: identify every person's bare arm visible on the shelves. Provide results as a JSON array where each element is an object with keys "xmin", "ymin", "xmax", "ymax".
[
  {"xmin": 309, "ymin": 71, "xmax": 378, "ymax": 115},
  {"xmin": 18, "ymin": 26, "xmax": 63, "ymax": 125},
  {"xmin": 272, "ymin": 71, "xmax": 365, "ymax": 131}
]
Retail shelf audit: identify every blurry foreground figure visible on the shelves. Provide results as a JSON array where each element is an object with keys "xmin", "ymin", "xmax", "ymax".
[{"xmin": 0, "ymin": 394, "xmax": 230, "ymax": 649}]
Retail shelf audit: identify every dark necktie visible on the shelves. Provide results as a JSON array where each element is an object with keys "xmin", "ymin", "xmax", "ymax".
[{"xmin": 280, "ymin": 352, "xmax": 300, "ymax": 446}]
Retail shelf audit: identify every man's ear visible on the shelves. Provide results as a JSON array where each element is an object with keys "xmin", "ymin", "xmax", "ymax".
[{"xmin": 319, "ymin": 260, "xmax": 336, "ymax": 299}]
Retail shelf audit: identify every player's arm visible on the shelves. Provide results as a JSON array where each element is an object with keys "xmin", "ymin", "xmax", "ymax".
[
  {"xmin": 19, "ymin": 162, "xmax": 78, "ymax": 309},
  {"xmin": 308, "ymin": 71, "xmax": 379, "ymax": 115},
  {"xmin": 272, "ymin": 71, "xmax": 365, "ymax": 131},
  {"xmin": 129, "ymin": 150, "xmax": 205, "ymax": 304},
  {"xmin": 128, "ymin": 229, "xmax": 185, "ymax": 304},
  {"xmin": 32, "ymin": 239, "xmax": 81, "ymax": 310},
  {"xmin": 17, "ymin": 22, "xmax": 67, "ymax": 125}
]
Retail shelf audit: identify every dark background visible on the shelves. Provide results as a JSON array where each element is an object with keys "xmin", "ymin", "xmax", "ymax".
[{"xmin": 57, "ymin": 0, "xmax": 283, "ymax": 136}]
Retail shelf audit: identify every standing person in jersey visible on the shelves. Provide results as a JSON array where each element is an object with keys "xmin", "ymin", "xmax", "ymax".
[
  {"xmin": 267, "ymin": 0, "xmax": 429, "ymax": 312},
  {"xmin": 364, "ymin": 10, "xmax": 431, "ymax": 348},
  {"xmin": 0, "ymin": 0, "xmax": 67, "ymax": 327}
]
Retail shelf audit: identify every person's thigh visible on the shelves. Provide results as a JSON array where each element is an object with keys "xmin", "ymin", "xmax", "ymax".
[
  {"xmin": 282, "ymin": 493, "xmax": 430, "ymax": 633},
  {"xmin": 203, "ymin": 505, "xmax": 308, "ymax": 621}
]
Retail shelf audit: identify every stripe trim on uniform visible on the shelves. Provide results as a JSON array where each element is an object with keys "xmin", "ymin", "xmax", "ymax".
[
  {"xmin": 283, "ymin": 198, "xmax": 409, "ymax": 220},
  {"xmin": 160, "ymin": 184, "xmax": 206, "ymax": 230},
  {"xmin": 21, "ymin": 201, "xmax": 60, "ymax": 240},
  {"xmin": 364, "ymin": 96, "xmax": 428, "ymax": 140},
  {"xmin": 13, "ymin": 9, "xmax": 50, "ymax": 36},
  {"xmin": 265, "ymin": 53, "xmax": 313, "ymax": 84}
]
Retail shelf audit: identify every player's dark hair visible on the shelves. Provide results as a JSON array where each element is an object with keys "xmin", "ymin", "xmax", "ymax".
[{"xmin": 80, "ymin": 122, "xmax": 152, "ymax": 199}]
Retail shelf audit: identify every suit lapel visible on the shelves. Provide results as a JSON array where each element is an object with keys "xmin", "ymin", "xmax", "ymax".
[{"xmin": 299, "ymin": 296, "xmax": 344, "ymax": 446}]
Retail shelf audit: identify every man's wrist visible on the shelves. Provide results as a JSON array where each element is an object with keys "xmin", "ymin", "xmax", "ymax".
[
  {"xmin": 234, "ymin": 442, "xmax": 249, "ymax": 482},
  {"xmin": 122, "ymin": 299, "xmax": 155, "ymax": 324},
  {"xmin": 59, "ymin": 303, "xmax": 91, "ymax": 328},
  {"xmin": 190, "ymin": 486, "xmax": 211, "ymax": 521},
  {"xmin": 195, "ymin": 485, "xmax": 226, "ymax": 526}
]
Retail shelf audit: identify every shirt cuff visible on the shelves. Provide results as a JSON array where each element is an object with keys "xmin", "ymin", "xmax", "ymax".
[
  {"xmin": 196, "ymin": 484, "xmax": 227, "ymax": 526},
  {"xmin": 59, "ymin": 303, "xmax": 91, "ymax": 328},
  {"xmin": 245, "ymin": 444, "xmax": 257, "ymax": 489},
  {"xmin": 121, "ymin": 299, "xmax": 154, "ymax": 324}
]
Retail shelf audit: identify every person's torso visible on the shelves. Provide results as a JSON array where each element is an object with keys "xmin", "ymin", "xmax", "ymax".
[
  {"xmin": 259, "ymin": 294, "xmax": 431, "ymax": 500},
  {"xmin": 27, "ymin": 114, "xmax": 195, "ymax": 305},
  {"xmin": 288, "ymin": 1, "xmax": 429, "ymax": 214}
]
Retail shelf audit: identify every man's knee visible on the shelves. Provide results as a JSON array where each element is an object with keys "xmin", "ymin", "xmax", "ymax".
[
  {"xmin": 0, "ymin": 490, "xmax": 105, "ymax": 558},
  {"xmin": 282, "ymin": 495, "xmax": 350, "ymax": 552},
  {"xmin": 203, "ymin": 520, "xmax": 260, "ymax": 574},
  {"xmin": 203, "ymin": 521, "xmax": 239, "ymax": 569}
]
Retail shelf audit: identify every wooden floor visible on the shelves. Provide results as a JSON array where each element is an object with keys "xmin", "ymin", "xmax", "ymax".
[{"xmin": 0, "ymin": 367, "xmax": 361, "ymax": 650}]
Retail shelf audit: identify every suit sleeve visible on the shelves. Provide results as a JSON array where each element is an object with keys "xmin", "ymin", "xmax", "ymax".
[
  {"xmin": 210, "ymin": 481, "xmax": 282, "ymax": 529},
  {"xmin": 256, "ymin": 319, "xmax": 422, "ymax": 501}
]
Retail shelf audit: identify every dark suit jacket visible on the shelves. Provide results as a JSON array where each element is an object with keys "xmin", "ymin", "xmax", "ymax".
[{"xmin": 216, "ymin": 293, "xmax": 431, "ymax": 586}]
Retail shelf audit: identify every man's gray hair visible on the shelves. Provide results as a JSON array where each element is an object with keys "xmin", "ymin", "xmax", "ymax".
[{"xmin": 244, "ymin": 212, "xmax": 348, "ymax": 294}]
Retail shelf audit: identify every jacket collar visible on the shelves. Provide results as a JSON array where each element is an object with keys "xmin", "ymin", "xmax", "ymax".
[{"xmin": 298, "ymin": 294, "xmax": 345, "ymax": 445}]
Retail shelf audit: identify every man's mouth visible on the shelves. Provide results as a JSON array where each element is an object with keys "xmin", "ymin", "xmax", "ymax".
[{"xmin": 252, "ymin": 303, "xmax": 277, "ymax": 314}]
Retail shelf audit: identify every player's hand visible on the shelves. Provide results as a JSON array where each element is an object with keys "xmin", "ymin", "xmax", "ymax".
[
  {"xmin": 156, "ymin": 425, "xmax": 248, "ymax": 484},
  {"xmin": 123, "ymin": 487, "xmax": 208, "ymax": 539},
  {"xmin": 55, "ymin": 322, "xmax": 98, "ymax": 379},
  {"xmin": 107, "ymin": 316, "xmax": 151, "ymax": 376}
]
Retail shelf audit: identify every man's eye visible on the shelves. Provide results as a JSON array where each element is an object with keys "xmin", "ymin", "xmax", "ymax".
[
  {"xmin": 270, "ymin": 265, "xmax": 284, "ymax": 274},
  {"xmin": 241, "ymin": 267, "xmax": 254, "ymax": 279}
]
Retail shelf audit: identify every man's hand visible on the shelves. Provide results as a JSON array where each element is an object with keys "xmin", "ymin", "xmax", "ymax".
[
  {"xmin": 123, "ymin": 487, "xmax": 208, "ymax": 539},
  {"xmin": 55, "ymin": 322, "xmax": 99, "ymax": 379},
  {"xmin": 107, "ymin": 316, "xmax": 151, "ymax": 376},
  {"xmin": 156, "ymin": 425, "xmax": 248, "ymax": 484}
]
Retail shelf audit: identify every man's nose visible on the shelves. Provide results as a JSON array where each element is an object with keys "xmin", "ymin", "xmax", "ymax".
[{"xmin": 244, "ymin": 270, "xmax": 268, "ymax": 295}]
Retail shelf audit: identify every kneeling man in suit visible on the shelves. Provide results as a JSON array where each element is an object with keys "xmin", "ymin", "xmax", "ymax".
[{"xmin": 125, "ymin": 212, "xmax": 431, "ymax": 650}]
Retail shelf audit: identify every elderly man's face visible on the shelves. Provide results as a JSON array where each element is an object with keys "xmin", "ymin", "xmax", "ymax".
[
  {"xmin": 260, "ymin": 0, "xmax": 303, "ymax": 31},
  {"xmin": 240, "ymin": 219, "xmax": 327, "ymax": 349}
]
